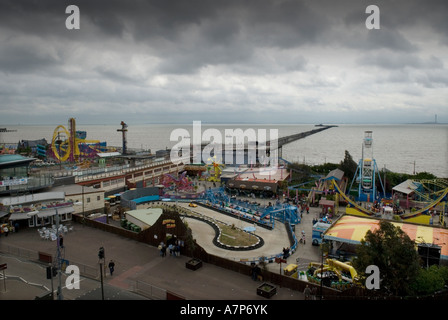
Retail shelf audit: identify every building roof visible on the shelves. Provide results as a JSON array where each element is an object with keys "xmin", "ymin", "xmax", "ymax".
[
  {"xmin": 324, "ymin": 215, "xmax": 448, "ymax": 260},
  {"xmin": 0, "ymin": 154, "xmax": 35, "ymax": 169},
  {"xmin": 19, "ymin": 139, "xmax": 48, "ymax": 147},
  {"xmin": 322, "ymin": 168, "xmax": 344, "ymax": 181},
  {"xmin": 126, "ymin": 208, "xmax": 163, "ymax": 227},
  {"xmin": 235, "ymin": 167, "xmax": 289, "ymax": 183},
  {"xmin": 52, "ymin": 184, "xmax": 103, "ymax": 195},
  {"xmin": 97, "ymin": 152, "xmax": 121, "ymax": 158},
  {"xmin": 392, "ymin": 179, "xmax": 419, "ymax": 195}
]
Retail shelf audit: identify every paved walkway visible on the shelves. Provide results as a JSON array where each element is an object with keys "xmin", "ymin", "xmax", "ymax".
[{"xmin": 0, "ymin": 198, "xmax": 326, "ymax": 300}]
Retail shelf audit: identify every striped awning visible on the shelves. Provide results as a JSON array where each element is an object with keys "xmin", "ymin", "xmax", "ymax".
[
  {"xmin": 9, "ymin": 212, "xmax": 31, "ymax": 220},
  {"xmin": 324, "ymin": 215, "xmax": 448, "ymax": 260},
  {"xmin": 37, "ymin": 209, "xmax": 56, "ymax": 218},
  {"xmin": 55, "ymin": 206, "xmax": 74, "ymax": 214}
]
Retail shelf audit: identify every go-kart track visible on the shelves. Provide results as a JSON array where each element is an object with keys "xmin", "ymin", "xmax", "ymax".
[{"xmin": 171, "ymin": 201, "xmax": 321, "ymax": 271}]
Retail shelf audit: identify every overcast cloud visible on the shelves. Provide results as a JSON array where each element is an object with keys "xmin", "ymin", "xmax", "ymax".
[{"xmin": 0, "ymin": 0, "xmax": 447, "ymax": 125}]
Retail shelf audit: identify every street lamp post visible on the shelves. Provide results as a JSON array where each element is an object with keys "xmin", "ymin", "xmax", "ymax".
[
  {"xmin": 319, "ymin": 241, "xmax": 329, "ymax": 300},
  {"xmin": 55, "ymin": 210, "xmax": 63, "ymax": 300},
  {"xmin": 98, "ymin": 247, "xmax": 105, "ymax": 300}
]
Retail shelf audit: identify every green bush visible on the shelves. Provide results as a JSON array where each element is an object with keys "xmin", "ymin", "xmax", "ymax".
[{"xmin": 411, "ymin": 265, "xmax": 448, "ymax": 296}]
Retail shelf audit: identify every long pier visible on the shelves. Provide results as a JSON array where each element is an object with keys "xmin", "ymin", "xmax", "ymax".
[
  {"xmin": 187, "ymin": 125, "xmax": 337, "ymax": 163},
  {"xmin": 277, "ymin": 125, "xmax": 337, "ymax": 148}
]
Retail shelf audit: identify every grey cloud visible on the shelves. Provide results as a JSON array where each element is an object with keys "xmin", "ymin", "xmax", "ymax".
[
  {"xmin": 0, "ymin": 0, "xmax": 447, "ymax": 125},
  {"xmin": 357, "ymin": 53, "xmax": 444, "ymax": 70}
]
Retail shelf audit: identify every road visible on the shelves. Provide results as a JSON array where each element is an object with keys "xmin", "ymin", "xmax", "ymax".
[
  {"xmin": 0, "ymin": 191, "xmax": 327, "ymax": 301},
  {"xmin": 0, "ymin": 253, "xmax": 148, "ymax": 300}
]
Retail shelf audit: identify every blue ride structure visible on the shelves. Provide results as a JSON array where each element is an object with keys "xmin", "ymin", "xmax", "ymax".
[
  {"xmin": 349, "ymin": 131, "xmax": 385, "ymax": 202},
  {"xmin": 202, "ymin": 187, "xmax": 300, "ymax": 228}
]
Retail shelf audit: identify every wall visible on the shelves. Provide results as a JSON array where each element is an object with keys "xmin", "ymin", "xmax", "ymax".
[
  {"xmin": 73, "ymin": 206, "xmax": 344, "ymax": 299},
  {"xmin": 66, "ymin": 190, "xmax": 105, "ymax": 215}
]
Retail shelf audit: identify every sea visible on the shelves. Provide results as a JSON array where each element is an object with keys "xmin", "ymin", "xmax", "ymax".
[{"xmin": 1, "ymin": 123, "xmax": 447, "ymax": 177}]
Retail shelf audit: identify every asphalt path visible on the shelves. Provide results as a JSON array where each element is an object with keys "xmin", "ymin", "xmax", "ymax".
[
  {"xmin": 0, "ymin": 194, "xmax": 325, "ymax": 301},
  {"xmin": 171, "ymin": 199, "xmax": 322, "ymax": 271}
]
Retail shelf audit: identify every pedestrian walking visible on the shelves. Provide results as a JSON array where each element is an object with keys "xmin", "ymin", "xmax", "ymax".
[
  {"xmin": 311, "ymin": 286, "xmax": 317, "ymax": 300},
  {"xmin": 3, "ymin": 225, "xmax": 9, "ymax": 237},
  {"xmin": 108, "ymin": 260, "xmax": 115, "ymax": 275},
  {"xmin": 158, "ymin": 242, "xmax": 164, "ymax": 256},
  {"xmin": 304, "ymin": 285, "xmax": 311, "ymax": 300},
  {"xmin": 108, "ymin": 260, "xmax": 115, "ymax": 276}
]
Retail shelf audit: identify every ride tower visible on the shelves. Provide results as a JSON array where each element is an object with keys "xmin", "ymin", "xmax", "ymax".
[
  {"xmin": 349, "ymin": 131, "xmax": 385, "ymax": 202},
  {"xmin": 117, "ymin": 121, "xmax": 128, "ymax": 155}
]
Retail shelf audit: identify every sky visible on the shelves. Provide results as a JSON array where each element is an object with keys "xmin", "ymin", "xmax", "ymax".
[{"xmin": 0, "ymin": 0, "xmax": 447, "ymax": 125}]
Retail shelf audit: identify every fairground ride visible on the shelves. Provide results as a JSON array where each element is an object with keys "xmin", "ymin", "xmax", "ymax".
[
  {"xmin": 306, "ymin": 258, "xmax": 361, "ymax": 289},
  {"xmin": 205, "ymin": 156, "xmax": 225, "ymax": 182},
  {"xmin": 332, "ymin": 179, "xmax": 448, "ymax": 223},
  {"xmin": 348, "ymin": 131, "xmax": 385, "ymax": 202},
  {"xmin": 161, "ymin": 171, "xmax": 195, "ymax": 193},
  {"xmin": 51, "ymin": 118, "xmax": 110, "ymax": 162}
]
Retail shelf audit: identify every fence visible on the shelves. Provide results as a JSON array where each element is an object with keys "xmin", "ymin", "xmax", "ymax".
[
  {"xmin": 0, "ymin": 243, "xmax": 37, "ymax": 261},
  {"xmin": 0, "ymin": 242, "xmax": 99, "ymax": 277},
  {"xmin": 135, "ymin": 280, "xmax": 167, "ymax": 300}
]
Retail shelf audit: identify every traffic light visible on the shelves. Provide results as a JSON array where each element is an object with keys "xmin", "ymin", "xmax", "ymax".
[
  {"xmin": 46, "ymin": 266, "xmax": 58, "ymax": 279},
  {"xmin": 98, "ymin": 247, "xmax": 105, "ymax": 260}
]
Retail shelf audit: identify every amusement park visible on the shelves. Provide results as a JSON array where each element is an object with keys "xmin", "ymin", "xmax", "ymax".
[{"xmin": 0, "ymin": 121, "xmax": 448, "ymax": 300}]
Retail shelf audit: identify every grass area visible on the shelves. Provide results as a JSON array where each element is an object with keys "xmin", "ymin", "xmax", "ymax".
[
  {"xmin": 180, "ymin": 207, "xmax": 259, "ymax": 247},
  {"xmin": 217, "ymin": 223, "xmax": 258, "ymax": 247}
]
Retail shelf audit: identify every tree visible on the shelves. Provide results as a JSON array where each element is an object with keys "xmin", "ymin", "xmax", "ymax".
[
  {"xmin": 339, "ymin": 150, "xmax": 358, "ymax": 181},
  {"xmin": 352, "ymin": 220, "xmax": 421, "ymax": 297},
  {"xmin": 410, "ymin": 265, "xmax": 448, "ymax": 296}
]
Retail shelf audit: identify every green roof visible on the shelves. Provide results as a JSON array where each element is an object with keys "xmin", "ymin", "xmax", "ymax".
[
  {"xmin": 126, "ymin": 208, "xmax": 163, "ymax": 227},
  {"xmin": 0, "ymin": 154, "xmax": 35, "ymax": 168}
]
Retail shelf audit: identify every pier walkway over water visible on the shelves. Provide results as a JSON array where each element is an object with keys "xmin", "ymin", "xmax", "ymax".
[
  {"xmin": 191, "ymin": 125, "xmax": 337, "ymax": 160},
  {"xmin": 276, "ymin": 125, "xmax": 337, "ymax": 148}
]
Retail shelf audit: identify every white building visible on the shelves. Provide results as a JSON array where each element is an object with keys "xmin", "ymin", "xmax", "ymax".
[
  {"xmin": 1, "ymin": 191, "xmax": 74, "ymax": 228},
  {"xmin": 52, "ymin": 184, "xmax": 105, "ymax": 216}
]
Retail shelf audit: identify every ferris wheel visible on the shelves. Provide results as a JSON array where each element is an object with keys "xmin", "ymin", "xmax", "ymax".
[{"xmin": 349, "ymin": 131, "xmax": 385, "ymax": 202}]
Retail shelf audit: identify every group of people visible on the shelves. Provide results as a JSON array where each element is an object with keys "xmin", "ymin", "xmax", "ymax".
[
  {"xmin": 303, "ymin": 284, "xmax": 318, "ymax": 300},
  {"xmin": 0, "ymin": 222, "xmax": 21, "ymax": 237},
  {"xmin": 158, "ymin": 241, "xmax": 181, "ymax": 257}
]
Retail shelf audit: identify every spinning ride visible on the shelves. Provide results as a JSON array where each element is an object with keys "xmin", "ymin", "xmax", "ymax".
[
  {"xmin": 161, "ymin": 171, "xmax": 195, "ymax": 193},
  {"xmin": 205, "ymin": 156, "xmax": 225, "ymax": 182},
  {"xmin": 51, "ymin": 118, "xmax": 108, "ymax": 162},
  {"xmin": 332, "ymin": 179, "xmax": 448, "ymax": 223}
]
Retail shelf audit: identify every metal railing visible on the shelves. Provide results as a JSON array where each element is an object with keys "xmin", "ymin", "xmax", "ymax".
[
  {"xmin": 0, "ymin": 174, "xmax": 54, "ymax": 194},
  {"xmin": 135, "ymin": 280, "xmax": 166, "ymax": 300}
]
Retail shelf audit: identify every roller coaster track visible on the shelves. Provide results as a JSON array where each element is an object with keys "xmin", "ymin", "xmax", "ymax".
[
  {"xmin": 413, "ymin": 179, "xmax": 448, "ymax": 198},
  {"xmin": 331, "ymin": 179, "xmax": 448, "ymax": 220},
  {"xmin": 51, "ymin": 124, "xmax": 101, "ymax": 162}
]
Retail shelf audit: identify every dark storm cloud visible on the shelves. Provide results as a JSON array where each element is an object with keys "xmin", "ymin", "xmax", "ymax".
[
  {"xmin": 0, "ymin": 0, "xmax": 447, "ymax": 125},
  {"xmin": 0, "ymin": 0, "xmax": 331, "ymax": 75}
]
